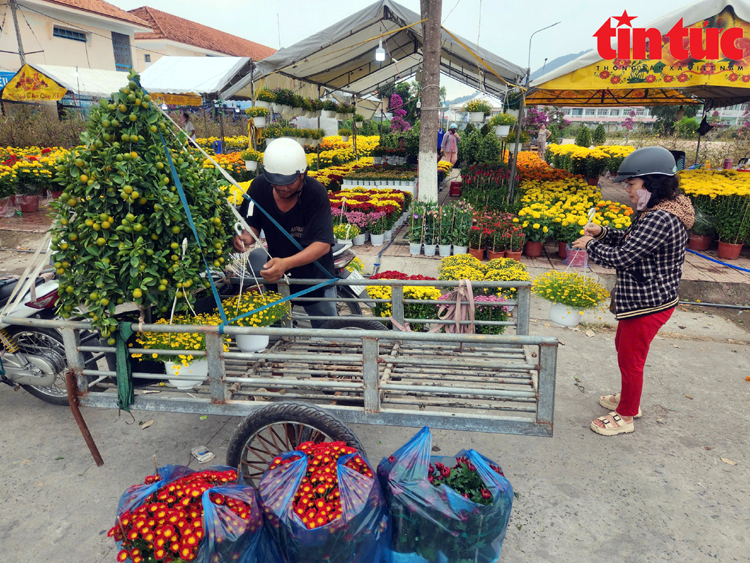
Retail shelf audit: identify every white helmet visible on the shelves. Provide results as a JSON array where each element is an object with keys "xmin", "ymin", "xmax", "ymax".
[{"xmin": 262, "ymin": 137, "xmax": 307, "ymax": 185}]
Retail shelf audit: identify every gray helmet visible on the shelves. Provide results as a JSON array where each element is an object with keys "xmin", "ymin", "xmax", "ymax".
[{"xmin": 613, "ymin": 146, "xmax": 677, "ymax": 183}]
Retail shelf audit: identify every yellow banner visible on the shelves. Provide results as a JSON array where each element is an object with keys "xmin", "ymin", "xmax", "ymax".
[
  {"xmin": 539, "ymin": 8, "xmax": 750, "ymax": 91},
  {"xmin": 2, "ymin": 64, "xmax": 67, "ymax": 102},
  {"xmin": 150, "ymin": 92, "xmax": 202, "ymax": 106}
]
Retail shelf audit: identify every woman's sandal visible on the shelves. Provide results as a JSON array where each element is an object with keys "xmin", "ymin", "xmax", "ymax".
[
  {"xmin": 599, "ymin": 394, "xmax": 642, "ymax": 418},
  {"xmin": 590, "ymin": 411, "xmax": 635, "ymax": 436}
]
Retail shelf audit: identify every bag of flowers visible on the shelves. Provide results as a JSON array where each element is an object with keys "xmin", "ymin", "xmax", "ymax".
[
  {"xmin": 257, "ymin": 441, "xmax": 390, "ymax": 563},
  {"xmin": 378, "ymin": 427, "xmax": 513, "ymax": 563},
  {"xmin": 108, "ymin": 465, "xmax": 262, "ymax": 562}
]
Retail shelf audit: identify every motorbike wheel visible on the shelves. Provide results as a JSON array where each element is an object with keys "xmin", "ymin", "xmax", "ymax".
[
  {"xmin": 7, "ymin": 326, "xmax": 95, "ymax": 406},
  {"xmin": 336, "ymin": 286, "xmax": 363, "ymax": 316}
]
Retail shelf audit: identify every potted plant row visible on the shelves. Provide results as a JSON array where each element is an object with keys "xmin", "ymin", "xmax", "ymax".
[{"xmin": 463, "ymin": 100, "xmax": 492, "ymax": 123}]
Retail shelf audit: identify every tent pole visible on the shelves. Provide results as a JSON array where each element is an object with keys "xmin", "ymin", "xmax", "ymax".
[
  {"xmin": 316, "ymin": 86, "xmax": 321, "ymax": 172},
  {"xmin": 353, "ymin": 98, "xmax": 358, "ymax": 156},
  {"xmin": 508, "ymin": 68, "xmax": 530, "ymax": 201},
  {"xmin": 694, "ymin": 133, "xmax": 702, "ymax": 165},
  {"xmin": 219, "ymin": 100, "xmax": 226, "ymax": 154}
]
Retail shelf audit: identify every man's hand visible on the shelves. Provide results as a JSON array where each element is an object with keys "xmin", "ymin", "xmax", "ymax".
[
  {"xmin": 584, "ymin": 222, "xmax": 603, "ymax": 237},
  {"xmin": 233, "ymin": 230, "xmax": 254, "ymax": 252},
  {"xmin": 572, "ymin": 235, "xmax": 594, "ymax": 250},
  {"xmin": 261, "ymin": 257, "xmax": 289, "ymax": 283}
]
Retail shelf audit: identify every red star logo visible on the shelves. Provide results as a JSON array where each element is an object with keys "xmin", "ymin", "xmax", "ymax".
[{"xmin": 613, "ymin": 10, "xmax": 637, "ymax": 28}]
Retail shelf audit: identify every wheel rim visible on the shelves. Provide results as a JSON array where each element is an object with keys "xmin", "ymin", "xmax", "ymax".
[
  {"xmin": 14, "ymin": 330, "xmax": 68, "ymax": 397},
  {"xmin": 239, "ymin": 421, "xmax": 334, "ymax": 486}
]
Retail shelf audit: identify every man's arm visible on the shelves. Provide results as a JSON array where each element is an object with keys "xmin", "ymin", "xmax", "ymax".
[{"xmin": 261, "ymin": 241, "xmax": 330, "ymax": 282}]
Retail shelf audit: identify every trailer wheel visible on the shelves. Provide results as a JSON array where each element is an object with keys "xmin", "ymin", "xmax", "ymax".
[{"xmin": 226, "ymin": 402, "xmax": 365, "ymax": 486}]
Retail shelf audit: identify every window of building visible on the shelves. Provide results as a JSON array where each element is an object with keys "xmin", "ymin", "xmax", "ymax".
[
  {"xmin": 610, "ymin": 109, "xmax": 620, "ymax": 117},
  {"xmin": 562, "ymin": 108, "xmax": 571, "ymax": 115},
  {"xmin": 112, "ymin": 32, "xmax": 133, "ymax": 72},
  {"xmin": 597, "ymin": 109, "xmax": 609, "ymax": 116},
  {"xmin": 571, "ymin": 108, "xmax": 583, "ymax": 116},
  {"xmin": 53, "ymin": 26, "xmax": 87, "ymax": 43},
  {"xmin": 635, "ymin": 109, "xmax": 645, "ymax": 116},
  {"xmin": 144, "ymin": 54, "xmax": 151, "ymax": 63},
  {"xmin": 584, "ymin": 109, "xmax": 596, "ymax": 116}
]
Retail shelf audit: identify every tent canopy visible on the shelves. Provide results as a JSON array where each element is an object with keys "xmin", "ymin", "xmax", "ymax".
[
  {"xmin": 222, "ymin": 0, "xmax": 524, "ymax": 100},
  {"xmin": 140, "ymin": 56, "xmax": 255, "ymax": 97},
  {"xmin": 1, "ymin": 63, "xmax": 128, "ymax": 101},
  {"xmin": 528, "ymin": 0, "xmax": 750, "ymax": 108}
]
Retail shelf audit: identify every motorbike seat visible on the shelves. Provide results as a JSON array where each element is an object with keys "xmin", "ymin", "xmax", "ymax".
[{"xmin": 0, "ymin": 277, "xmax": 45, "ymax": 303}]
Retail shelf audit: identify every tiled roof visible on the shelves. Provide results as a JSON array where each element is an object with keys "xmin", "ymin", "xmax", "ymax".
[
  {"xmin": 41, "ymin": 0, "xmax": 150, "ymax": 28},
  {"xmin": 129, "ymin": 7, "xmax": 276, "ymax": 60}
]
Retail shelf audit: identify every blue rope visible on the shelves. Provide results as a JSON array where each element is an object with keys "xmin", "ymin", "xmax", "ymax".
[
  {"xmin": 160, "ymin": 131, "xmax": 229, "ymax": 325},
  {"xmin": 686, "ymin": 249, "xmax": 750, "ymax": 274}
]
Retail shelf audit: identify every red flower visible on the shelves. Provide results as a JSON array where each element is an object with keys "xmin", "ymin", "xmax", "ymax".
[
  {"xmin": 678, "ymin": 73, "xmax": 689, "ymax": 83},
  {"xmin": 599, "ymin": 70, "xmax": 610, "ymax": 79},
  {"xmin": 645, "ymin": 75, "xmax": 656, "ymax": 83},
  {"xmin": 743, "ymin": 75, "xmax": 750, "ymax": 83},
  {"xmin": 729, "ymin": 73, "xmax": 740, "ymax": 82},
  {"xmin": 663, "ymin": 75, "xmax": 674, "ymax": 83},
  {"xmin": 481, "ymin": 489, "xmax": 492, "ymax": 499},
  {"xmin": 702, "ymin": 62, "xmax": 716, "ymax": 75},
  {"xmin": 613, "ymin": 58, "xmax": 630, "ymax": 68},
  {"xmin": 610, "ymin": 75, "xmax": 621, "ymax": 85}
]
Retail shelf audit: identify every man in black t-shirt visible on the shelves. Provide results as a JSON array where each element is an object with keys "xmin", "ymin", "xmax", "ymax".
[{"xmin": 232, "ymin": 138, "xmax": 336, "ymax": 327}]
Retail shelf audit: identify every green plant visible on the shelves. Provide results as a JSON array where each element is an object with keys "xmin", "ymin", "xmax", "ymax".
[
  {"xmin": 245, "ymin": 106, "xmax": 269, "ymax": 118},
  {"xmin": 489, "ymin": 113, "xmax": 516, "ymax": 127},
  {"xmin": 575, "ymin": 125, "xmax": 592, "ymax": 148},
  {"xmin": 310, "ymin": 99, "xmax": 323, "ymax": 112},
  {"xmin": 338, "ymin": 103, "xmax": 355, "ymax": 115},
  {"xmin": 15, "ymin": 182, "xmax": 41, "ymax": 195},
  {"xmin": 464, "ymin": 100, "xmax": 492, "ymax": 115},
  {"xmin": 532, "ymin": 271, "xmax": 609, "ymax": 310},
  {"xmin": 333, "ymin": 223, "xmax": 360, "ymax": 240},
  {"xmin": 338, "ymin": 128, "xmax": 352, "ymax": 137},
  {"xmin": 273, "ymin": 88, "xmax": 294, "ymax": 106},
  {"xmin": 592, "ymin": 124, "xmax": 606, "ymax": 145},
  {"xmin": 263, "ymin": 124, "xmax": 283, "ymax": 139},
  {"xmin": 409, "ymin": 205, "xmax": 425, "ymax": 243},
  {"xmin": 240, "ymin": 149, "xmax": 261, "ymax": 161},
  {"xmin": 256, "ymin": 89, "xmax": 275, "ymax": 103},
  {"xmin": 714, "ymin": 194, "xmax": 750, "ymax": 244},
  {"xmin": 353, "ymin": 113, "xmax": 365, "ymax": 123},
  {"xmin": 323, "ymin": 100, "xmax": 338, "ymax": 112},
  {"xmin": 291, "ymin": 94, "xmax": 304, "ymax": 109},
  {"xmin": 439, "ymin": 205, "xmax": 455, "ymax": 245}
]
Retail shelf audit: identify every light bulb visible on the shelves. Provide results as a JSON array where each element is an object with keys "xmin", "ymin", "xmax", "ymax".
[
  {"xmin": 375, "ymin": 38, "xmax": 386, "ymax": 62},
  {"xmin": 161, "ymin": 103, "xmax": 168, "ymax": 110},
  {"xmin": 415, "ymin": 68, "xmax": 423, "ymax": 82},
  {"xmin": 416, "ymin": 99, "xmax": 422, "ymax": 108}
]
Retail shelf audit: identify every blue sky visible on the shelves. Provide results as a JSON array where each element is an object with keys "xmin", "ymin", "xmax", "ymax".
[{"xmin": 110, "ymin": 0, "xmax": 690, "ymax": 98}]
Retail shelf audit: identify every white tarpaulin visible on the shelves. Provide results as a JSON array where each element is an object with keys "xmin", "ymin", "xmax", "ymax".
[
  {"xmin": 140, "ymin": 57, "xmax": 254, "ymax": 95},
  {"xmin": 27, "ymin": 64, "xmax": 128, "ymax": 98},
  {"xmin": 222, "ymin": 0, "xmax": 524, "ymax": 100}
]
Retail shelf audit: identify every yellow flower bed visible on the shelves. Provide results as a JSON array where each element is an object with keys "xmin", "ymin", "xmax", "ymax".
[
  {"xmin": 438, "ymin": 255, "xmax": 531, "ymax": 297},
  {"xmin": 545, "ymin": 144, "xmax": 633, "ymax": 159},
  {"xmin": 366, "ymin": 284, "xmax": 442, "ymax": 319},
  {"xmin": 196, "ymin": 136, "xmax": 249, "ymax": 150},
  {"xmin": 679, "ymin": 169, "xmax": 750, "ymax": 198},
  {"xmin": 308, "ymin": 157, "xmax": 374, "ymax": 187}
]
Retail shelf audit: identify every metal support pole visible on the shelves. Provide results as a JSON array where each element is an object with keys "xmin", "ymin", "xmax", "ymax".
[
  {"xmin": 9, "ymin": 0, "xmax": 26, "ymax": 66},
  {"xmin": 516, "ymin": 285, "xmax": 531, "ymax": 336},
  {"xmin": 391, "ymin": 285, "xmax": 405, "ymax": 326},
  {"xmin": 316, "ymin": 86, "xmax": 321, "ymax": 172},
  {"xmin": 536, "ymin": 343, "xmax": 557, "ymax": 428},
  {"xmin": 278, "ymin": 281, "xmax": 293, "ymax": 328},
  {"xmin": 61, "ymin": 328, "xmax": 87, "ymax": 393},
  {"xmin": 362, "ymin": 337, "xmax": 380, "ymax": 413},
  {"xmin": 508, "ymin": 69, "xmax": 529, "ymax": 202},
  {"xmin": 694, "ymin": 133, "xmax": 702, "ymax": 165},
  {"xmin": 219, "ymin": 102, "xmax": 226, "ymax": 154},
  {"xmin": 205, "ymin": 332, "xmax": 228, "ymax": 404}
]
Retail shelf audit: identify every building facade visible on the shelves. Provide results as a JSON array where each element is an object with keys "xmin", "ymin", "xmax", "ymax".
[
  {"xmin": 0, "ymin": 0, "xmax": 151, "ymax": 74},
  {"xmin": 560, "ymin": 106, "xmax": 657, "ymax": 130}
]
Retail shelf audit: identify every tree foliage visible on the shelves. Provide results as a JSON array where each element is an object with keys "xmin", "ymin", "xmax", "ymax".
[
  {"xmin": 575, "ymin": 125, "xmax": 592, "ymax": 148},
  {"xmin": 592, "ymin": 124, "xmax": 606, "ymax": 145}
]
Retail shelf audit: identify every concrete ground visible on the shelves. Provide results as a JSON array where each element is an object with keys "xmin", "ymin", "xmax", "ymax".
[{"xmin": 2, "ymin": 289, "xmax": 748, "ymax": 562}]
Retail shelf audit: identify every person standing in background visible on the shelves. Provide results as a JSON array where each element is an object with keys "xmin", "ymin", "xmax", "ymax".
[
  {"xmin": 537, "ymin": 123, "xmax": 551, "ymax": 159},
  {"xmin": 182, "ymin": 112, "xmax": 196, "ymax": 141},
  {"xmin": 437, "ymin": 126, "xmax": 445, "ymax": 155},
  {"xmin": 440, "ymin": 123, "xmax": 460, "ymax": 166}
]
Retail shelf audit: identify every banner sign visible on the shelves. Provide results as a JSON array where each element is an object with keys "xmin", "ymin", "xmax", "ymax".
[
  {"xmin": 1, "ymin": 64, "xmax": 67, "ymax": 102},
  {"xmin": 150, "ymin": 92, "xmax": 203, "ymax": 107}
]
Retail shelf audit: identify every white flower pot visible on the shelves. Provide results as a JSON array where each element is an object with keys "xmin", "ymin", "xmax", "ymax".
[
  {"xmin": 256, "ymin": 101, "xmax": 271, "ymax": 111},
  {"xmin": 296, "ymin": 138, "xmax": 305, "ymax": 146},
  {"xmin": 423, "ymin": 244, "xmax": 437, "ymax": 256},
  {"xmin": 453, "ymin": 245, "xmax": 469, "ymax": 255},
  {"xmin": 281, "ymin": 104, "xmax": 292, "ymax": 115},
  {"xmin": 235, "ymin": 334, "xmax": 269, "ymax": 353},
  {"xmin": 438, "ymin": 244, "xmax": 452, "ymax": 257},
  {"xmin": 549, "ymin": 302, "xmax": 582, "ymax": 328},
  {"xmin": 353, "ymin": 233, "xmax": 366, "ymax": 245},
  {"xmin": 166, "ymin": 359, "xmax": 208, "ymax": 390},
  {"xmin": 336, "ymin": 113, "xmax": 344, "ymax": 120},
  {"xmin": 373, "ymin": 156, "xmax": 383, "ymax": 165},
  {"xmin": 341, "ymin": 136, "xmax": 349, "ymax": 142},
  {"xmin": 272, "ymin": 103, "xmax": 282, "ymax": 113},
  {"xmin": 384, "ymin": 229, "xmax": 392, "ymax": 241},
  {"xmin": 469, "ymin": 112, "xmax": 485, "ymax": 123},
  {"xmin": 294, "ymin": 107, "xmax": 304, "ymax": 116},
  {"xmin": 371, "ymin": 233, "xmax": 385, "ymax": 246},
  {"xmin": 355, "ymin": 121, "xmax": 363, "ymax": 128},
  {"xmin": 253, "ymin": 116, "xmax": 266, "ymax": 128},
  {"xmin": 321, "ymin": 110, "xmax": 335, "ymax": 119},
  {"xmin": 495, "ymin": 125, "xmax": 510, "ymax": 137},
  {"xmin": 337, "ymin": 238, "xmax": 353, "ymax": 245},
  {"xmin": 245, "ymin": 160, "xmax": 258, "ymax": 171},
  {"xmin": 409, "ymin": 242, "xmax": 422, "ymax": 255}
]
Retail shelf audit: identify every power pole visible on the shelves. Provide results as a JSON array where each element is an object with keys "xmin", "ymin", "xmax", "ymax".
[
  {"xmin": 9, "ymin": 0, "xmax": 26, "ymax": 66},
  {"xmin": 418, "ymin": 0, "xmax": 442, "ymax": 202}
]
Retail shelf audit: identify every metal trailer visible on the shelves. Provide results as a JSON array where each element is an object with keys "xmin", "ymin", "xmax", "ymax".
[{"xmin": 2, "ymin": 278, "xmax": 558, "ymax": 484}]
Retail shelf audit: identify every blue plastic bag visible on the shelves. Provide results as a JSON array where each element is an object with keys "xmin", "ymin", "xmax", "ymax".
[
  {"xmin": 111, "ymin": 465, "xmax": 262, "ymax": 563},
  {"xmin": 378, "ymin": 428, "xmax": 513, "ymax": 563},
  {"xmin": 257, "ymin": 448, "xmax": 390, "ymax": 562}
]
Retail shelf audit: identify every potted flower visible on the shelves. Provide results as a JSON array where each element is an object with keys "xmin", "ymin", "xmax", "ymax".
[
  {"xmin": 353, "ymin": 113, "xmax": 365, "ymax": 128},
  {"xmin": 15, "ymin": 182, "xmax": 41, "ymax": 213},
  {"xmin": 240, "ymin": 148, "xmax": 261, "ymax": 171},
  {"xmin": 532, "ymin": 271, "xmax": 609, "ymax": 328},
  {"xmin": 245, "ymin": 106, "xmax": 269, "ymax": 128},
  {"xmin": 290, "ymin": 94, "xmax": 305, "ymax": 116},
  {"xmin": 464, "ymin": 99, "xmax": 492, "ymax": 123},
  {"xmin": 273, "ymin": 88, "xmax": 294, "ymax": 116},
  {"xmin": 714, "ymin": 194, "xmax": 750, "ymax": 260},
  {"xmin": 310, "ymin": 99, "xmax": 323, "ymax": 118},
  {"xmin": 688, "ymin": 209, "xmax": 715, "ymax": 251},
  {"xmin": 256, "ymin": 88, "xmax": 275, "ymax": 111},
  {"xmin": 488, "ymin": 227, "xmax": 507, "ymax": 260},
  {"xmin": 489, "ymin": 113, "xmax": 516, "ymax": 137},
  {"xmin": 468, "ymin": 224, "xmax": 489, "ymax": 260},
  {"xmin": 422, "ymin": 205, "xmax": 439, "ymax": 256},
  {"xmin": 372, "ymin": 146, "xmax": 386, "ymax": 166},
  {"xmin": 504, "ymin": 227, "xmax": 525, "ymax": 261},
  {"xmin": 452, "ymin": 202, "xmax": 473, "ymax": 255},
  {"xmin": 584, "ymin": 149, "xmax": 608, "ymax": 186},
  {"xmin": 409, "ymin": 206, "xmax": 425, "ymax": 254},
  {"xmin": 520, "ymin": 213, "xmax": 551, "ymax": 258},
  {"xmin": 134, "ymin": 313, "xmax": 230, "ymax": 389},
  {"xmin": 322, "ymin": 100, "xmax": 338, "ymax": 119},
  {"xmin": 334, "ymin": 222, "xmax": 360, "ymax": 244},
  {"xmin": 438, "ymin": 205, "xmax": 454, "ymax": 257},
  {"xmin": 339, "ymin": 128, "xmax": 352, "ymax": 143},
  {"xmin": 262, "ymin": 124, "xmax": 283, "ymax": 147},
  {"xmin": 223, "ymin": 291, "xmax": 290, "ymax": 352},
  {"xmin": 368, "ymin": 211, "xmax": 387, "ymax": 246},
  {"xmin": 301, "ymin": 97, "xmax": 314, "ymax": 118},
  {"xmin": 345, "ymin": 211, "xmax": 369, "ymax": 245}
]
